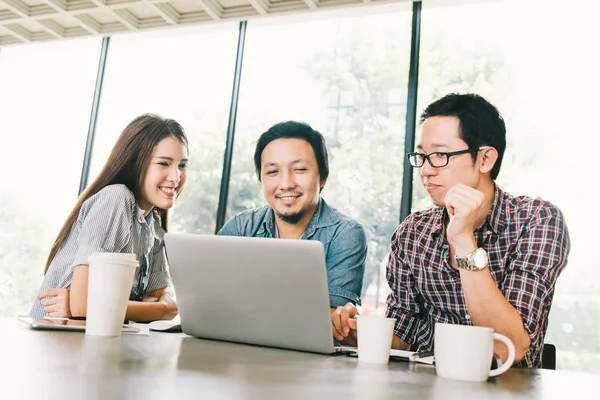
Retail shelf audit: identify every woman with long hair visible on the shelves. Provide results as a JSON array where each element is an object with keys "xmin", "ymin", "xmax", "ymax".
[{"xmin": 29, "ymin": 113, "xmax": 188, "ymax": 322}]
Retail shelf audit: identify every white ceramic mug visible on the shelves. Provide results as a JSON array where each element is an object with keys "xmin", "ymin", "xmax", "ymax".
[
  {"xmin": 86, "ymin": 252, "xmax": 138, "ymax": 337},
  {"xmin": 434, "ymin": 322, "xmax": 515, "ymax": 382},
  {"xmin": 357, "ymin": 315, "xmax": 396, "ymax": 364}
]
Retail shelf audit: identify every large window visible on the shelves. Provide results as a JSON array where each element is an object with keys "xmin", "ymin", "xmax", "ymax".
[
  {"xmin": 0, "ymin": 38, "xmax": 101, "ymax": 316},
  {"xmin": 227, "ymin": 5, "xmax": 413, "ymax": 310},
  {"xmin": 2, "ymin": 0, "xmax": 597, "ymax": 376},
  {"xmin": 416, "ymin": 0, "xmax": 600, "ymax": 373},
  {"xmin": 90, "ymin": 25, "xmax": 239, "ymax": 234}
]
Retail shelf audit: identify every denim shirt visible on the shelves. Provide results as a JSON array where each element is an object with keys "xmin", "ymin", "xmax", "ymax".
[{"xmin": 218, "ymin": 198, "xmax": 367, "ymax": 307}]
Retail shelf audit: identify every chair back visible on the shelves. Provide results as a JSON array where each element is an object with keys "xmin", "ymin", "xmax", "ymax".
[{"xmin": 541, "ymin": 343, "xmax": 556, "ymax": 370}]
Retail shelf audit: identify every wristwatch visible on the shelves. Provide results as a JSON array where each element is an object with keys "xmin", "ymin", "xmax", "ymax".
[{"xmin": 455, "ymin": 248, "xmax": 489, "ymax": 271}]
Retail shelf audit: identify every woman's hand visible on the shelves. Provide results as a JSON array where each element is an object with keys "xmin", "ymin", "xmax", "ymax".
[
  {"xmin": 38, "ymin": 288, "xmax": 71, "ymax": 318},
  {"xmin": 158, "ymin": 291, "xmax": 178, "ymax": 320}
]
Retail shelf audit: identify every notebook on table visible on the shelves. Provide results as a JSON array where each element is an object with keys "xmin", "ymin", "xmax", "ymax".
[{"xmin": 18, "ymin": 316, "xmax": 140, "ymax": 333}]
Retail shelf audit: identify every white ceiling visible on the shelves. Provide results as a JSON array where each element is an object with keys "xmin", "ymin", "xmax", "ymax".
[{"xmin": 0, "ymin": 0, "xmax": 413, "ymax": 45}]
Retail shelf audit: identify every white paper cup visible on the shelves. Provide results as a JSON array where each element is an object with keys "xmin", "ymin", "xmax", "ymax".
[
  {"xmin": 86, "ymin": 252, "xmax": 138, "ymax": 337},
  {"xmin": 357, "ymin": 315, "xmax": 396, "ymax": 364}
]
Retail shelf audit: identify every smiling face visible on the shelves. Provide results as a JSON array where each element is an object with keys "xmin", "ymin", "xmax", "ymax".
[
  {"xmin": 260, "ymin": 138, "xmax": 325, "ymax": 225},
  {"xmin": 418, "ymin": 116, "xmax": 486, "ymax": 207},
  {"xmin": 139, "ymin": 135, "xmax": 188, "ymax": 214}
]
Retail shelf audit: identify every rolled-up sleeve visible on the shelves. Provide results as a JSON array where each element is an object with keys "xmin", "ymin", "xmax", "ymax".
[
  {"xmin": 326, "ymin": 223, "xmax": 367, "ymax": 308},
  {"xmin": 502, "ymin": 205, "xmax": 570, "ymax": 366},
  {"xmin": 386, "ymin": 226, "xmax": 422, "ymax": 348}
]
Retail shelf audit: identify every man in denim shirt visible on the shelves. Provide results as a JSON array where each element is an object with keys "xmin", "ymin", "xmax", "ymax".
[{"xmin": 218, "ymin": 121, "xmax": 367, "ymax": 343}]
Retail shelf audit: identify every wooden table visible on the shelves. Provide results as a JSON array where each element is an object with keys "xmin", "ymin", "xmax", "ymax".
[{"xmin": 1, "ymin": 319, "xmax": 596, "ymax": 399}]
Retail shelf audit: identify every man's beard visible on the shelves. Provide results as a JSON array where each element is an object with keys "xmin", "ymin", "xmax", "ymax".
[{"xmin": 276, "ymin": 210, "xmax": 305, "ymax": 225}]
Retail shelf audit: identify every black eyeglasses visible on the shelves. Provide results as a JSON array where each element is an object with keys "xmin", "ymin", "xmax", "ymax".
[
  {"xmin": 132, "ymin": 254, "xmax": 150, "ymax": 302},
  {"xmin": 407, "ymin": 146, "xmax": 488, "ymax": 168}
]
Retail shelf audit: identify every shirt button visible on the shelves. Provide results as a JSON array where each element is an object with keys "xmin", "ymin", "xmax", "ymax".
[{"xmin": 465, "ymin": 314, "xmax": 471, "ymax": 320}]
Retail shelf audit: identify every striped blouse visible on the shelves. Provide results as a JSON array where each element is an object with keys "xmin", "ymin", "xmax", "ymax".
[{"xmin": 29, "ymin": 184, "xmax": 171, "ymax": 320}]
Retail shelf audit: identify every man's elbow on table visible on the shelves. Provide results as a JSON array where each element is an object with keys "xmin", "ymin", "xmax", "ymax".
[
  {"xmin": 497, "ymin": 331, "xmax": 531, "ymax": 364},
  {"xmin": 514, "ymin": 332, "xmax": 531, "ymax": 363}
]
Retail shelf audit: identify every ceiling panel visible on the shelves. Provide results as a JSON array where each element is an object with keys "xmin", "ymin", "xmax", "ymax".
[{"xmin": 0, "ymin": 0, "xmax": 411, "ymax": 45}]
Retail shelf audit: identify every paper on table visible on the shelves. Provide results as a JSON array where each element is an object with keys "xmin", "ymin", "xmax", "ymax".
[
  {"xmin": 128, "ymin": 322, "xmax": 150, "ymax": 336},
  {"xmin": 19, "ymin": 316, "xmax": 144, "ymax": 334},
  {"xmin": 390, "ymin": 349, "xmax": 435, "ymax": 365}
]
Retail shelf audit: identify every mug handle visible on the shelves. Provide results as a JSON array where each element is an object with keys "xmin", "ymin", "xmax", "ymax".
[{"xmin": 489, "ymin": 333, "xmax": 516, "ymax": 377}]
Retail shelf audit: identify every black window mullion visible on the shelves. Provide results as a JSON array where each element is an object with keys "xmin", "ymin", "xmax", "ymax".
[
  {"xmin": 78, "ymin": 36, "xmax": 110, "ymax": 195},
  {"xmin": 399, "ymin": 1, "xmax": 422, "ymax": 223},
  {"xmin": 215, "ymin": 21, "xmax": 248, "ymax": 233}
]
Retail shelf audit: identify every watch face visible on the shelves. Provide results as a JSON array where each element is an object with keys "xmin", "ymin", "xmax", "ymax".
[{"xmin": 473, "ymin": 248, "xmax": 488, "ymax": 268}]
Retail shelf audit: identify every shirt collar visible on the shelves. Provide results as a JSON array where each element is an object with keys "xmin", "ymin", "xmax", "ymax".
[
  {"xmin": 137, "ymin": 207, "xmax": 165, "ymax": 241},
  {"xmin": 136, "ymin": 207, "xmax": 147, "ymax": 224},
  {"xmin": 485, "ymin": 184, "xmax": 506, "ymax": 234},
  {"xmin": 431, "ymin": 208, "xmax": 445, "ymax": 236},
  {"xmin": 260, "ymin": 198, "xmax": 339, "ymax": 238},
  {"xmin": 305, "ymin": 198, "xmax": 339, "ymax": 236},
  {"xmin": 259, "ymin": 208, "xmax": 276, "ymax": 237}
]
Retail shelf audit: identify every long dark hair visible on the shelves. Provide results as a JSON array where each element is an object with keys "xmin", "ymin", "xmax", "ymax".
[{"xmin": 44, "ymin": 113, "xmax": 188, "ymax": 274}]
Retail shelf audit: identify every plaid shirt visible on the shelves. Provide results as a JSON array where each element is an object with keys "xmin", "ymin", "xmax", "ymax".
[{"xmin": 386, "ymin": 185, "xmax": 570, "ymax": 367}]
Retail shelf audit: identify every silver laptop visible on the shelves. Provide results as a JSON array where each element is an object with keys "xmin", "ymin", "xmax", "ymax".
[{"xmin": 165, "ymin": 233, "xmax": 346, "ymax": 354}]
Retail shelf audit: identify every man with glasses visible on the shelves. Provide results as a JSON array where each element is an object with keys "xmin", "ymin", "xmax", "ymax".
[{"xmin": 332, "ymin": 93, "xmax": 570, "ymax": 368}]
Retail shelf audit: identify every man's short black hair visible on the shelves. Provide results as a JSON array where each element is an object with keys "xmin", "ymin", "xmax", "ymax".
[
  {"xmin": 420, "ymin": 93, "xmax": 507, "ymax": 180},
  {"xmin": 254, "ymin": 121, "xmax": 329, "ymax": 183}
]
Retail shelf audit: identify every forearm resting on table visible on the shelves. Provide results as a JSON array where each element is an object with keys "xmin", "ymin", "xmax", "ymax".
[
  {"xmin": 69, "ymin": 265, "xmax": 169, "ymax": 322},
  {"xmin": 125, "ymin": 292, "xmax": 168, "ymax": 322},
  {"xmin": 392, "ymin": 335, "xmax": 410, "ymax": 350}
]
